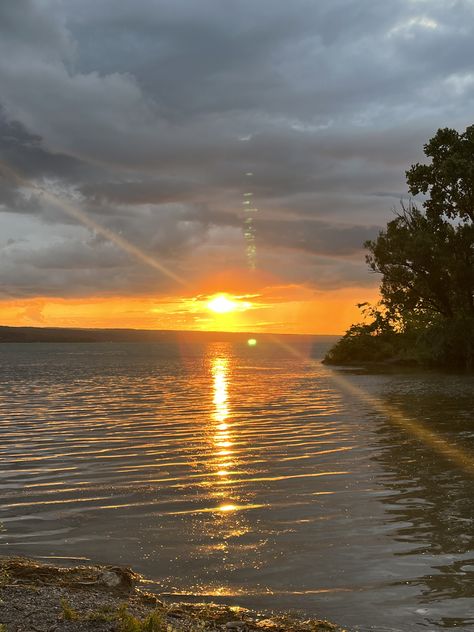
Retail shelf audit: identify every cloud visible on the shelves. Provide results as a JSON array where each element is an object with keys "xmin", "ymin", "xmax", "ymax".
[{"xmin": 0, "ymin": 0, "xmax": 473, "ymax": 300}]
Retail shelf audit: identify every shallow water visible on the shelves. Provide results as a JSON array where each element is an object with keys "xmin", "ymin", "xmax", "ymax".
[{"xmin": 0, "ymin": 339, "xmax": 473, "ymax": 631}]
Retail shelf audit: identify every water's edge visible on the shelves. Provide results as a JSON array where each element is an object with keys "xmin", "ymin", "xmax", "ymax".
[{"xmin": 0, "ymin": 556, "xmax": 345, "ymax": 631}]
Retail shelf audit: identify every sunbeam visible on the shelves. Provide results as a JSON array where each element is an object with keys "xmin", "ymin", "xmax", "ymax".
[{"xmin": 0, "ymin": 160, "xmax": 187, "ymax": 287}]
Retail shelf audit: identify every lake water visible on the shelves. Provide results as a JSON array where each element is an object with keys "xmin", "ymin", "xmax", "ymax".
[{"xmin": 0, "ymin": 339, "xmax": 473, "ymax": 631}]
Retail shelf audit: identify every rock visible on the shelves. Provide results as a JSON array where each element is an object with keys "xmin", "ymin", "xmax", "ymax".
[
  {"xmin": 99, "ymin": 570, "xmax": 122, "ymax": 588},
  {"xmin": 225, "ymin": 621, "xmax": 246, "ymax": 629},
  {"xmin": 255, "ymin": 620, "xmax": 277, "ymax": 629},
  {"xmin": 99, "ymin": 566, "xmax": 137, "ymax": 592},
  {"xmin": 168, "ymin": 607, "xmax": 186, "ymax": 619}
]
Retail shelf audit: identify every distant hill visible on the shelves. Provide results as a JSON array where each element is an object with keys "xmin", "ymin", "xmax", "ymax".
[{"xmin": 0, "ymin": 325, "xmax": 326, "ymax": 344}]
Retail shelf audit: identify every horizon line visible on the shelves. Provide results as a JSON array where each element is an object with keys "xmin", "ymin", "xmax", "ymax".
[{"xmin": 0, "ymin": 324, "xmax": 342, "ymax": 338}]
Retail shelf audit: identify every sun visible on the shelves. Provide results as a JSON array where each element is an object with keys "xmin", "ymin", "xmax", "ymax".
[{"xmin": 207, "ymin": 294, "xmax": 238, "ymax": 314}]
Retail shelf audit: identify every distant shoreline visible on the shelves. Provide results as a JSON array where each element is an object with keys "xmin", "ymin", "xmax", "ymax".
[{"xmin": 0, "ymin": 325, "xmax": 338, "ymax": 344}]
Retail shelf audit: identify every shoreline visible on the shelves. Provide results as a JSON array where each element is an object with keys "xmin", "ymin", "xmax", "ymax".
[
  {"xmin": 0, "ymin": 325, "xmax": 330, "ymax": 344},
  {"xmin": 0, "ymin": 557, "xmax": 346, "ymax": 632}
]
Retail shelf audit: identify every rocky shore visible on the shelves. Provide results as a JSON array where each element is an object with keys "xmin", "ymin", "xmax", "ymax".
[{"xmin": 0, "ymin": 558, "xmax": 345, "ymax": 632}]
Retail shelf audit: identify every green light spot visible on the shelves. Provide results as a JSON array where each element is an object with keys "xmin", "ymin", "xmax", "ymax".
[{"xmin": 247, "ymin": 338, "xmax": 257, "ymax": 346}]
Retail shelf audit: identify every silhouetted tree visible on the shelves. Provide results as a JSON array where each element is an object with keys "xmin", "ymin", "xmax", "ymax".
[{"xmin": 325, "ymin": 125, "xmax": 474, "ymax": 369}]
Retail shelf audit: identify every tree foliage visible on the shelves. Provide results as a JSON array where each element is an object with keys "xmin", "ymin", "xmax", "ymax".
[
  {"xmin": 406, "ymin": 125, "xmax": 474, "ymax": 223},
  {"xmin": 323, "ymin": 303, "xmax": 405, "ymax": 365},
  {"xmin": 324, "ymin": 125, "xmax": 474, "ymax": 370},
  {"xmin": 365, "ymin": 202, "xmax": 474, "ymax": 319}
]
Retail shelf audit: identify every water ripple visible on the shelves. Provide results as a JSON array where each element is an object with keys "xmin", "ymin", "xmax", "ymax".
[{"xmin": 0, "ymin": 340, "xmax": 473, "ymax": 631}]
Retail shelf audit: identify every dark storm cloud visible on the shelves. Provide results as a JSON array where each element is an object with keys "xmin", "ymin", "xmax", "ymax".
[
  {"xmin": 81, "ymin": 179, "xmax": 203, "ymax": 206},
  {"xmin": 0, "ymin": 0, "xmax": 473, "ymax": 297},
  {"xmin": 179, "ymin": 206, "xmax": 379, "ymax": 257},
  {"xmin": 255, "ymin": 219, "xmax": 379, "ymax": 257},
  {"xmin": 0, "ymin": 108, "xmax": 86, "ymax": 180}
]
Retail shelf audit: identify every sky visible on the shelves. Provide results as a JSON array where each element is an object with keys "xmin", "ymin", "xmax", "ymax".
[{"xmin": 1, "ymin": 0, "xmax": 473, "ymax": 334}]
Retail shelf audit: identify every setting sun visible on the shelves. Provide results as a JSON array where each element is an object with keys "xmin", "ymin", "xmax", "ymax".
[{"xmin": 207, "ymin": 294, "xmax": 240, "ymax": 314}]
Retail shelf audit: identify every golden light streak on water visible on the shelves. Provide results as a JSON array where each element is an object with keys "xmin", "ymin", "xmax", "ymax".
[
  {"xmin": 329, "ymin": 371, "xmax": 474, "ymax": 477},
  {"xmin": 157, "ymin": 585, "xmax": 352, "ymax": 598},
  {"xmin": 209, "ymin": 353, "xmax": 242, "ymax": 514},
  {"xmin": 0, "ymin": 160, "xmax": 186, "ymax": 287},
  {"xmin": 212, "ymin": 357, "xmax": 229, "ymax": 424},
  {"xmin": 268, "ymin": 333, "xmax": 474, "ymax": 477}
]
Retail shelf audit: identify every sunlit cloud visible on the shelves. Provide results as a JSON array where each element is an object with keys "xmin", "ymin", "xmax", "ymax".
[{"xmin": 388, "ymin": 15, "xmax": 439, "ymax": 37}]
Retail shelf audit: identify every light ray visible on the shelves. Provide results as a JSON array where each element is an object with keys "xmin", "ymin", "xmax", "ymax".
[
  {"xmin": 267, "ymin": 333, "xmax": 474, "ymax": 477},
  {"xmin": 0, "ymin": 160, "xmax": 187, "ymax": 287}
]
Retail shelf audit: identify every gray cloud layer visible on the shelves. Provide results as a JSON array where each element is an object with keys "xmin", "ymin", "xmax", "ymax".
[{"xmin": 1, "ymin": 0, "xmax": 474, "ymax": 298}]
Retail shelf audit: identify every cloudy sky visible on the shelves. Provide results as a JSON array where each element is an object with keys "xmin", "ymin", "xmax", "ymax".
[{"xmin": 1, "ymin": 0, "xmax": 473, "ymax": 333}]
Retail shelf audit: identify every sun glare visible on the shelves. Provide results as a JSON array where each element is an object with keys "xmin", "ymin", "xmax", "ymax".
[{"xmin": 207, "ymin": 294, "xmax": 238, "ymax": 314}]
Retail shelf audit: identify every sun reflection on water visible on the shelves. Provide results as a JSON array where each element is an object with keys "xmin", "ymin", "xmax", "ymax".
[
  {"xmin": 187, "ymin": 347, "xmax": 264, "ymax": 574},
  {"xmin": 212, "ymin": 358, "xmax": 229, "ymax": 424},
  {"xmin": 210, "ymin": 354, "xmax": 236, "ymax": 511}
]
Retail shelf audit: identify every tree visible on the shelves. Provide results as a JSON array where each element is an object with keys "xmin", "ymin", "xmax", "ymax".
[
  {"xmin": 324, "ymin": 125, "xmax": 474, "ymax": 369},
  {"xmin": 406, "ymin": 125, "xmax": 474, "ymax": 223},
  {"xmin": 365, "ymin": 202, "xmax": 474, "ymax": 320}
]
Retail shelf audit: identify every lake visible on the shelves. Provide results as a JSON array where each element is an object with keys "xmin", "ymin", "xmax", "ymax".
[{"xmin": 0, "ymin": 338, "xmax": 473, "ymax": 631}]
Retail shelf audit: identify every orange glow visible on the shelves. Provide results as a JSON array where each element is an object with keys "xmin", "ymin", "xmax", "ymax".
[{"xmin": 0, "ymin": 285, "xmax": 379, "ymax": 334}]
